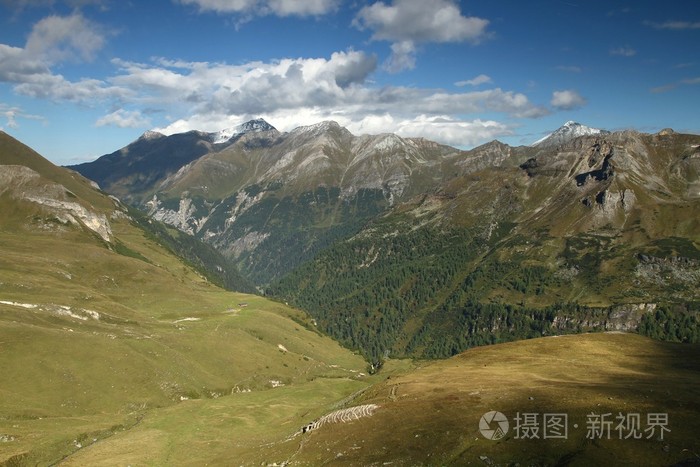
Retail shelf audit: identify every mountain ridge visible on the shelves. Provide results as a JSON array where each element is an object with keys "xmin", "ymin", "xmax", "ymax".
[
  {"xmin": 2, "ymin": 131, "xmax": 699, "ymax": 467},
  {"xmin": 66, "ymin": 122, "xmax": 700, "ymax": 360}
]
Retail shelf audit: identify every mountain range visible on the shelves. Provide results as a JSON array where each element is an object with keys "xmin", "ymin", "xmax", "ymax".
[
  {"xmin": 68, "ymin": 120, "xmax": 700, "ymax": 362},
  {"xmin": 2, "ymin": 127, "xmax": 699, "ymax": 465}
]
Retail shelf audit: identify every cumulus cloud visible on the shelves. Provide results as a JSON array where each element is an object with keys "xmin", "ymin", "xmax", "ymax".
[
  {"xmin": 550, "ymin": 89, "xmax": 586, "ymax": 110},
  {"xmin": 0, "ymin": 11, "xmax": 544, "ymax": 149},
  {"xmin": 115, "ymin": 52, "xmax": 546, "ymax": 123},
  {"xmin": 354, "ymin": 0, "xmax": 489, "ymax": 43},
  {"xmin": 455, "ymin": 74, "xmax": 492, "ymax": 87},
  {"xmin": 130, "ymin": 52, "xmax": 546, "ymax": 147},
  {"xmin": 14, "ymin": 73, "xmax": 130, "ymax": 103},
  {"xmin": 26, "ymin": 13, "xmax": 106, "ymax": 63},
  {"xmin": 95, "ymin": 109, "xmax": 151, "ymax": 128},
  {"xmin": 0, "ymin": 44, "xmax": 48, "ymax": 82},
  {"xmin": 353, "ymin": 0, "xmax": 489, "ymax": 72},
  {"xmin": 177, "ymin": 0, "xmax": 339, "ymax": 17},
  {"xmin": 384, "ymin": 41, "xmax": 416, "ymax": 72},
  {"xmin": 0, "ymin": 13, "xmax": 120, "ymax": 105}
]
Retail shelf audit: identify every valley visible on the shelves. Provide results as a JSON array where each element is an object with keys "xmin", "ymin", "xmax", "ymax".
[
  {"xmin": 71, "ymin": 121, "xmax": 700, "ymax": 362},
  {"xmin": 1, "ymin": 1, "xmax": 698, "ymax": 465},
  {"xmin": 1, "ymin": 122, "xmax": 699, "ymax": 465}
]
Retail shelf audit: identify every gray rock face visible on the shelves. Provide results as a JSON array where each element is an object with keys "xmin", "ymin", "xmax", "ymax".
[
  {"xmin": 71, "ymin": 120, "xmax": 700, "ymax": 290},
  {"xmin": 0, "ymin": 165, "xmax": 113, "ymax": 242}
]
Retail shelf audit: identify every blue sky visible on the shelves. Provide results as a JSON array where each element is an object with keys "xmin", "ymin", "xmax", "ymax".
[{"xmin": 1, "ymin": 0, "xmax": 699, "ymax": 165}]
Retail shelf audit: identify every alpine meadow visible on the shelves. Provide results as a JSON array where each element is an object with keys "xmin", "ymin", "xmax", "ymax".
[{"xmin": 1, "ymin": 1, "xmax": 700, "ymax": 466}]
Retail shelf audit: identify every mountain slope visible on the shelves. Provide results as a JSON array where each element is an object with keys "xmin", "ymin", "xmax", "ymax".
[
  {"xmin": 271, "ymin": 129, "xmax": 700, "ymax": 361},
  {"xmin": 68, "ymin": 123, "xmax": 700, "ymax": 361},
  {"xmin": 68, "ymin": 119, "xmax": 276, "ymax": 204},
  {"xmin": 3, "ymin": 131, "xmax": 698, "ymax": 466},
  {"xmin": 72, "ymin": 120, "xmax": 471, "ymax": 284},
  {"xmin": 15, "ymin": 329, "xmax": 698, "ymax": 465},
  {"xmin": 0, "ymin": 132, "xmax": 367, "ymax": 465},
  {"xmin": 271, "ymin": 333, "xmax": 700, "ymax": 466}
]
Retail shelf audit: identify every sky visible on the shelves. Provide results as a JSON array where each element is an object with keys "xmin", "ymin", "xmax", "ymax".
[{"xmin": 0, "ymin": 0, "xmax": 699, "ymax": 165}]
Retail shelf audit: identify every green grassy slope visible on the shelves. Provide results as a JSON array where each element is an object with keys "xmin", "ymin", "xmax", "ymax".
[
  {"xmin": 0, "ymin": 132, "xmax": 368, "ymax": 465},
  {"xmin": 277, "ymin": 333, "xmax": 700, "ymax": 466}
]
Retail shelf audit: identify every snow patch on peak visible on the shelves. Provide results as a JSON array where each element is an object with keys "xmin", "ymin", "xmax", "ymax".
[
  {"xmin": 211, "ymin": 118, "xmax": 275, "ymax": 144},
  {"xmin": 532, "ymin": 121, "xmax": 608, "ymax": 147},
  {"xmin": 140, "ymin": 130, "xmax": 165, "ymax": 141},
  {"xmin": 292, "ymin": 121, "xmax": 341, "ymax": 135}
]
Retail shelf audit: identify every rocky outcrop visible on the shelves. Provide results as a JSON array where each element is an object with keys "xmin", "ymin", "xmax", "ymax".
[
  {"xmin": 0, "ymin": 165, "xmax": 113, "ymax": 242},
  {"xmin": 552, "ymin": 303, "xmax": 657, "ymax": 332}
]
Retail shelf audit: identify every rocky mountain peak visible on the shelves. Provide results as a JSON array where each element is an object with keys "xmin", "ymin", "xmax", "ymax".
[
  {"xmin": 291, "ymin": 120, "xmax": 342, "ymax": 135},
  {"xmin": 139, "ymin": 130, "xmax": 166, "ymax": 141},
  {"xmin": 210, "ymin": 118, "xmax": 277, "ymax": 144},
  {"xmin": 532, "ymin": 121, "xmax": 609, "ymax": 148}
]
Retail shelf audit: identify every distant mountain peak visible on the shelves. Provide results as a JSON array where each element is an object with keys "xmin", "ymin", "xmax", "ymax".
[
  {"xmin": 292, "ymin": 120, "xmax": 343, "ymax": 134},
  {"xmin": 532, "ymin": 121, "xmax": 609, "ymax": 147},
  {"xmin": 139, "ymin": 130, "xmax": 165, "ymax": 141},
  {"xmin": 211, "ymin": 118, "xmax": 276, "ymax": 144}
]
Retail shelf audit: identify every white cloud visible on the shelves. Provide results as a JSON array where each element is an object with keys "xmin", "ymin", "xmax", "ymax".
[
  {"xmin": 399, "ymin": 116, "xmax": 512, "ymax": 147},
  {"xmin": 134, "ymin": 52, "xmax": 546, "ymax": 149},
  {"xmin": 645, "ymin": 20, "xmax": 700, "ymax": 30},
  {"xmin": 2, "ymin": 107, "xmax": 20, "ymax": 129},
  {"xmin": 266, "ymin": 0, "xmax": 339, "ymax": 16},
  {"xmin": 25, "ymin": 13, "xmax": 105, "ymax": 63},
  {"xmin": 354, "ymin": 0, "xmax": 489, "ymax": 43},
  {"xmin": 0, "ymin": 12, "xmax": 544, "ymax": 150},
  {"xmin": 650, "ymin": 76, "xmax": 700, "ymax": 94},
  {"xmin": 95, "ymin": 109, "xmax": 151, "ymax": 128},
  {"xmin": 112, "ymin": 52, "xmax": 547, "ymax": 123},
  {"xmin": 0, "ymin": 44, "xmax": 48, "ymax": 82},
  {"xmin": 177, "ymin": 0, "xmax": 339, "ymax": 17},
  {"xmin": 14, "ymin": 72, "xmax": 130, "ymax": 103},
  {"xmin": 455, "ymin": 74, "xmax": 492, "ymax": 86},
  {"xmin": 354, "ymin": 0, "xmax": 489, "ymax": 72},
  {"xmin": 550, "ymin": 89, "xmax": 586, "ymax": 110},
  {"xmin": 0, "ymin": 103, "xmax": 46, "ymax": 129},
  {"xmin": 0, "ymin": 13, "xmax": 121, "ymax": 105},
  {"xmin": 384, "ymin": 41, "xmax": 416, "ymax": 72},
  {"xmin": 609, "ymin": 46, "xmax": 636, "ymax": 57}
]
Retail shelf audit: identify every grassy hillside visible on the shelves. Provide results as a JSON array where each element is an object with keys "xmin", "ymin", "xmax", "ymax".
[
  {"xmin": 53, "ymin": 333, "xmax": 700, "ymax": 465},
  {"xmin": 271, "ymin": 333, "xmax": 700, "ymax": 466},
  {"xmin": 0, "ymin": 132, "xmax": 369, "ymax": 465},
  {"xmin": 2, "ymin": 131, "xmax": 699, "ymax": 465}
]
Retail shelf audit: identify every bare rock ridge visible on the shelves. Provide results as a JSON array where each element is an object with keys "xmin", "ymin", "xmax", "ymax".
[{"xmin": 68, "ymin": 121, "xmax": 699, "ymax": 291}]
